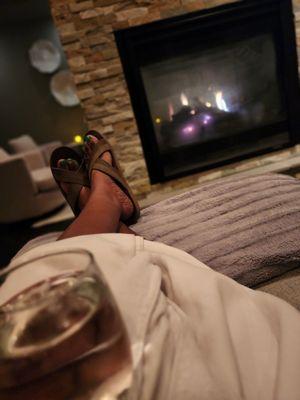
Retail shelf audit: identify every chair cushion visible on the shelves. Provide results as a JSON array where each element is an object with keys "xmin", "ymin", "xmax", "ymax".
[
  {"xmin": 31, "ymin": 167, "xmax": 57, "ymax": 192},
  {"xmin": 9, "ymin": 135, "xmax": 37, "ymax": 153},
  {"xmin": 0, "ymin": 147, "xmax": 9, "ymax": 162},
  {"xmin": 133, "ymin": 173, "xmax": 300, "ymax": 288}
]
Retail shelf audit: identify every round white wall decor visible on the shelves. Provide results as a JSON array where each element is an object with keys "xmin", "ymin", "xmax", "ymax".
[
  {"xmin": 50, "ymin": 70, "xmax": 80, "ymax": 107},
  {"xmin": 29, "ymin": 39, "xmax": 61, "ymax": 74}
]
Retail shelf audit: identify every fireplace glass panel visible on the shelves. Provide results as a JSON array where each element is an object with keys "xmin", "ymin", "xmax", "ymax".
[{"xmin": 141, "ymin": 33, "xmax": 286, "ymax": 152}]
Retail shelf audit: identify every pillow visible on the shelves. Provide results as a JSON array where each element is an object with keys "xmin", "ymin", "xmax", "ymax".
[
  {"xmin": 8, "ymin": 135, "xmax": 37, "ymax": 153},
  {"xmin": 134, "ymin": 173, "xmax": 300, "ymax": 288}
]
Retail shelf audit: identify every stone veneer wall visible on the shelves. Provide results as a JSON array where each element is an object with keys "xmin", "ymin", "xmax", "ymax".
[{"xmin": 50, "ymin": 0, "xmax": 300, "ymax": 199}]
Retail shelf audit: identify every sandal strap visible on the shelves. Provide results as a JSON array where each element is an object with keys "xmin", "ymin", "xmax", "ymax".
[
  {"xmin": 93, "ymin": 159, "xmax": 128, "ymax": 190},
  {"xmin": 51, "ymin": 167, "xmax": 89, "ymax": 215},
  {"xmin": 92, "ymin": 159, "xmax": 140, "ymax": 224},
  {"xmin": 52, "ymin": 167, "xmax": 90, "ymax": 187},
  {"xmin": 50, "ymin": 146, "xmax": 89, "ymax": 216},
  {"xmin": 85, "ymin": 130, "xmax": 140, "ymax": 224},
  {"xmin": 65, "ymin": 184, "xmax": 82, "ymax": 215},
  {"xmin": 88, "ymin": 140, "xmax": 112, "ymax": 178}
]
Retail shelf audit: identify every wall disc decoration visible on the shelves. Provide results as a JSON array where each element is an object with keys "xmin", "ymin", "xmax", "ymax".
[
  {"xmin": 29, "ymin": 39, "xmax": 61, "ymax": 74},
  {"xmin": 50, "ymin": 70, "xmax": 80, "ymax": 107}
]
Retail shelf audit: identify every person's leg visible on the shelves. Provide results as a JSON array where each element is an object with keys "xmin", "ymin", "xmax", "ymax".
[
  {"xmin": 58, "ymin": 173, "xmax": 122, "ymax": 240},
  {"xmin": 58, "ymin": 140, "xmax": 137, "ymax": 240},
  {"xmin": 56, "ymin": 158, "xmax": 90, "ymax": 211},
  {"xmin": 118, "ymin": 222, "xmax": 137, "ymax": 235},
  {"xmin": 56, "ymin": 158, "xmax": 137, "ymax": 238}
]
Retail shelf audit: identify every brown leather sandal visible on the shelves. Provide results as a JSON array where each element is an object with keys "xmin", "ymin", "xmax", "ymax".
[
  {"xmin": 50, "ymin": 146, "xmax": 90, "ymax": 217},
  {"xmin": 84, "ymin": 130, "xmax": 140, "ymax": 225}
]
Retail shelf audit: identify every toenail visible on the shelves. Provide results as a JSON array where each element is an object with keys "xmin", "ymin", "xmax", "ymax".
[
  {"xmin": 68, "ymin": 159, "xmax": 78, "ymax": 168},
  {"xmin": 58, "ymin": 159, "xmax": 66, "ymax": 167}
]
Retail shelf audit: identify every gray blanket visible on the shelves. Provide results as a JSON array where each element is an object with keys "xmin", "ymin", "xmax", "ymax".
[
  {"xmin": 257, "ymin": 269, "xmax": 300, "ymax": 310},
  {"xmin": 133, "ymin": 173, "xmax": 300, "ymax": 287}
]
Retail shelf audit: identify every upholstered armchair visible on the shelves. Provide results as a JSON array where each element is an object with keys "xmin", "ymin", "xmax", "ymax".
[
  {"xmin": 0, "ymin": 148, "xmax": 65, "ymax": 223},
  {"xmin": 8, "ymin": 135, "xmax": 62, "ymax": 165}
]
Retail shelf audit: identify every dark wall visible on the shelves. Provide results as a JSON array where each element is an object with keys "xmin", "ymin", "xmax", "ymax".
[{"xmin": 0, "ymin": 17, "xmax": 87, "ymax": 150}]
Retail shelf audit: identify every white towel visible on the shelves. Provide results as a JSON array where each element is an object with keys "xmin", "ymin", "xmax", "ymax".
[{"xmin": 4, "ymin": 234, "xmax": 300, "ymax": 400}]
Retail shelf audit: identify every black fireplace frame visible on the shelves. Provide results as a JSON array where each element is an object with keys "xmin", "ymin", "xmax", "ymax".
[{"xmin": 115, "ymin": 0, "xmax": 300, "ymax": 183}]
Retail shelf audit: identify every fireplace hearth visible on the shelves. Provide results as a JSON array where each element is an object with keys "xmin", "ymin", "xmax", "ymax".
[{"xmin": 115, "ymin": 0, "xmax": 300, "ymax": 183}]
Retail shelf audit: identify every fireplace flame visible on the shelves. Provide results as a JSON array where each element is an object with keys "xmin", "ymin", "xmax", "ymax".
[
  {"xmin": 180, "ymin": 93, "xmax": 189, "ymax": 106},
  {"xmin": 215, "ymin": 91, "xmax": 229, "ymax": 112}
]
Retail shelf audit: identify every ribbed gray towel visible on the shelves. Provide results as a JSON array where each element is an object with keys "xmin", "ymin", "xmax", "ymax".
[{"xmin": 133, "ymin": 173, "xmax": 300, "ymax": 287}]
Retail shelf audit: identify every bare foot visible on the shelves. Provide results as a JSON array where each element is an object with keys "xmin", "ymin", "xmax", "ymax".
[
  {"xmin": 84, "ymin": 135, "xmax": 134, "ymax": 221},
  {"xmin": 57, "ymin": 158, "xmax": 90, "ymax": 211}
]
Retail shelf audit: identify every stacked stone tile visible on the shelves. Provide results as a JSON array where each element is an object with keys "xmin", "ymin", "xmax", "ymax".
[{"xmin": 50, "ymin": 0, "xmax": 299, "ymax": 200}]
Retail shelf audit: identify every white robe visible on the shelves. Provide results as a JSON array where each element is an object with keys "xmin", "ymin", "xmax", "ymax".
[{"xmin": 3, "ymin": 234, "xmax": 300, "ymax": 400}]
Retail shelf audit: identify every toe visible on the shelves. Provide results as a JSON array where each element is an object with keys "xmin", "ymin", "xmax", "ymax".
[
  {"xmin": 66, "ymin": 158, "xmax": 79, "ymax": 171},
  {"xmin": 57, "ymin": 159, "xmax": 68, "ymax": 169},
  {"xmin": 57, "ymin": 158, "xmax": 80, "ymax": 173}
]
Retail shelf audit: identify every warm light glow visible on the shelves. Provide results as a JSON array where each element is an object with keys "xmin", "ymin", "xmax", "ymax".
[
  {"xmin": 74, "ymin": 135, "xmax": 83, "ymax": 144},
  {"xmin": 215, "ymin": 91, "xmax": 229, "ymax": 112},
  {"xmin": 190, "ymin": 109, "xmax": 196, "ymax": 115},
  {"xmin": 155, "ymin": 117, "xmax": 161, "ymax": 124},
  {"xmin": 205, "ymin": 102, "xmax": 212, "ymax": 108},
  {"xmin": 180, "ymin": 93, "xmax": 189, "ymax": 106},
  {"xmin": 168, "ymin": 103, "xmax": 174, "ymax": 121}
]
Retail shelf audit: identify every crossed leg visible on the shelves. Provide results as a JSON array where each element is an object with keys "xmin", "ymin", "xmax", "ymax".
[{"xmin": 58, "ymin": 137, "xmax": 136, "ymax": 241}]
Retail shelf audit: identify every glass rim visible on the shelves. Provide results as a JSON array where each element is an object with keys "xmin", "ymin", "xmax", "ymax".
[{"xmin": 0, "ymin": 249, "xmax": 100, "ymax": 313}]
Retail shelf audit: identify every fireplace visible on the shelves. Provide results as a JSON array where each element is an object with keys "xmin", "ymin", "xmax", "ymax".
[{"xmin": 115, "ymin": 0, "xmax": 300, "ymax": 183}]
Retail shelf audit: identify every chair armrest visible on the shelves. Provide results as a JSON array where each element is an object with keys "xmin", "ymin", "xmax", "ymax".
[
  {"xmin": 40, "ymin": 141, "xmax": 62, "ymax": 164},
  {"xmin": 0, "ymin": 156, "xmax": 38, "ymax": 196},
  {"xmin": 21, "ymin": 149, "xmax": 46, "ymax": 170}
]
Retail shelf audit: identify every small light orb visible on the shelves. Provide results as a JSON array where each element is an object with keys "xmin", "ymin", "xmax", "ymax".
[
  {"xmin": 205, "ymin": 102, "xmax": 212, "ymax": 108},
  {"xmin": 202, "ymin": 115, "xmax": 212, "ymax": 125},
  {"xmin": 74, "ymin": 135, "xmax": 83, "ymax": 144},
  {"xmin": 190, "ymin": 109, "xmax": 196, "ymax": 115},
  {"xmin": 155, "ymin": 117, "xmax": 161, "ymax": 124}
]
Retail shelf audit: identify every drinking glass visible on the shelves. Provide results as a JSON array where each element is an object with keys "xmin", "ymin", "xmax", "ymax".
[{"xmin": 0, "ymin": 250, "xmax": 132, "ymax": 400}]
